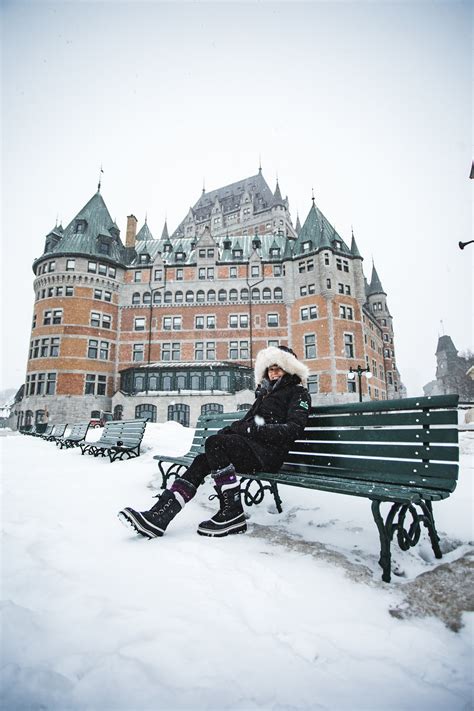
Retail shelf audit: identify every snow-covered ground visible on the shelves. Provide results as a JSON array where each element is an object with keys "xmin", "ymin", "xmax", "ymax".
[{"xmin": 1, "ymin": 424, "xmax": 473, "ymax": 710}]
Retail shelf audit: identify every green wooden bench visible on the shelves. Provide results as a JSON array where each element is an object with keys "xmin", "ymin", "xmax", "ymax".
[
  {"xmin": 154, "ymin": 395, "xmax": 459, "ymax": 583},
  {"xmin": 56, "ymin": 422, "xmax": 91, "ymax": 449},
  {"xmin": 19, "ymin": 425, "xmax": 33, "ymax": 434},
  {"xmin": 43, "ymin": 423, "xmax": 68, "ymax": 442},
  {"xmin": 80, "ymin": 419, "xmax": 147, "ymax": 462},
  {"xmin": 38, "ymin": 424, "xmax": 53, "ymax": 438}
]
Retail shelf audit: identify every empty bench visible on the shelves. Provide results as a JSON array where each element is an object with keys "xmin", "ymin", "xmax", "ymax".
[
  {"xmin": 80, "ymin": 419, "xmax": 147, "ymax": 462},
  {"xmin": 43, "ymin": 423, "xmax": 68, "ymax": 442},
  {"xmin": 155, "ymin": 395, "xmax": 459, "ymax": 583},
  {"xmin": 56, "ymin": 422, "xmax": 90, "ymax": 449}
]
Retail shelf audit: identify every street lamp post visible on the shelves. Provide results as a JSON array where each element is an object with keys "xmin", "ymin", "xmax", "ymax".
[
  {"xmin": 348, "ymin": 365, "xmax": 372, "ymax": 403},
  {"xmin": 145, "ymin": 277, "xmax": 166, "ymax": 394}
]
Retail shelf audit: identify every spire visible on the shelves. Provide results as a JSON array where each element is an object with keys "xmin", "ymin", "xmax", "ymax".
[
  {"xmin": 258, "ymin": 155, "xmax": 262, "ymax": 173},
  {"xmin": 273, "ymin": 179, "xmax": 283, "ymax": 204},
  {"xmin": 161, "ymin": 220, "xmax": 169, "ymax": 240},
  {"xmin": 97, "ymin": 165, "xmax": 104, "ymax": 193},
  {"xmin": 367, "ymin": 262, "xmax": 386, "ymax": 295},
  {"xmin": 350, "ymin": 227, "xmax": 362, "ymax": 258},
  {"xmin": 295, "ymin": 213, "xmax": 302, "ymax": 235}
]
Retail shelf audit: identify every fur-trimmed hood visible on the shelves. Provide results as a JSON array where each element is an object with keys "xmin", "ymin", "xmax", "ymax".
[{"xmin": 254, "ymin": 346, "xmax": 309, "ymax": 388}]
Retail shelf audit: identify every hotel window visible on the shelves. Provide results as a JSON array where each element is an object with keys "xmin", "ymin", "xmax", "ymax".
[
  {"xmin": 134, "ymin": 317, "xmax": 146, "ymax": 331},
  {"xmin": 88, "ymin": 261, "xmax": 97, "ymax": 273},
  {"xmin": 55, "ymin": 286, "xmax": 63, "ymax": 297},
  {"xmin": 176, "ymin": 268, "xmax": 183, "ymax": 281},
  {"xmin": 164, "ymin": 291, "xmax": 172, "ymax": 303},
  {"xmin": 66, "ymin": 286, "xmax": 74, "ymax": 297},
  {"xmin": 186, "ymin": 290, "xmax": 193, "ymax": 303},
  {"xmin": 208, "ymin": 289, "xmax": 216, "ymax": 302},
  {"xmin": 66, "ymin": 259, "xmax": 75, "ymax": 271},
  {"xmin": 229, "ymin": 340, "xmax": 249, "ymax": 360},
  {"xmin": 199, "ymin": 249, "xmax": 206, "ymax": 258},
  {"xmin": 194, "ymin": 342, "xmax": 204, "ymax": 361},
  {"xmin": 307, "ymin": 374, "xmax": 319, "ymax": 395},
  {"xmin": 195, "ymin": 316, "xmax": 205, "ymax": 329},
  {"xmin": 32, "ymin": 314, "xmax": 37, "ymax": 329},
  {"xmin": 344, "ymin": 333, "xmax": 354, "ymax": 358},
  {"xmin": 206, "ymin": 342, "xmax": 216, "ymax": 360},
  {"xmin": 50, "ymin": 337, "xmax": 60, "ymax": 356},
  {"xmin": 229, "ymin": 288, "xmax": 238, "ymax": 302},
  {"xmin": 45, "ymin": 372, "xmax": 56, "ymax": 395},
  {"xmin": 102, "ymin": 314, "xmax": 111, "ymax": 329},
  {"xmin": 48, "ymin": 261, "xmax": 56, "ymax": 272},
  {"xmin": 175, "ymin": 291, "xmax": 183, "ymax": 303},
  {"xmin": 47, "ymin": 287, "xmax": 54, "ymax": 297},
  {"xmin": 326, "ymin": 279, "xmax": 331, "ymax": 289},
  {"xmin": 267, "ymin": 313, "xmax": 279, "ymax": 327},
  {"xmin": 339, "ymin": 305, "xmax": 353, "ymax": 320},
  {"xmin": 324, "ymin": 253, "xmax": 330, "ymax": 265},
  {"xmin": 230, "ymin": 267, "xmax": 237, "ymax": 278},
  {"xmin": 345, "ymin": 285, "xmax": 351, "ymax": 295},
  {"xmin": 308, "ymin": 284, "xmax": 315, "ymax": 294},
  {"xmin": 207, "ymin": 249, "xmax": 214, "ymax": 258},
  {"xmin": 300, "ymin": 286, "xmax": 307, "ymax": 297},
  {"xmin": 143, "ymin": 292, "xmax": 151, "ymax": 304},
  {"xmin": 133, "ymin": 344, "xmax": 144, "ymax": 362},
  {"xmin": 262, "ymin": 288, "xmax": 271, "ymax": 301},
  {"xmin": 301, "ymin": 306, "xmax": 317, "ymax": 321},
  {"xmin": 251, "ymin": 265, "xmax": 260, "ymax": 277},
  {"xmin": 36, "ymin": 373, "xmax": 45, "ymax": 395},
  {"xmin": 347, "ymin": 377, "xmax": 357, "ymax": 393},
  {"xmin": 88, "ymin": 339, "xmax": 99, "ymax": 359},
  {"xmin": 134, "ymin": 271, "xmax": 142, "ymax": 283},
  {"xmin": 343, "ymin": 260, "xmax": 349, "ymax": 273},
  {"xmin": 197, "ymin": 290, "xmax": 205, "ymax": 303},
  {"xmin": 207, "ymin": 315, "xmax": 216, "ymax": 329},
  {"xmin": 154, "ymin": 269, "xmax": 163, "ymax": 281},
  {"xmin": 99, "ymin": 341, "xmax": 109, "ymax": 360},
  {"xmin": 207, "ymin": 267, "xmax": 214, "ymax": 280},
  {"xmin": 338, "ymin": 283, "xmax": 344, "ymax": 294},
  {"xmin": 273, "ymin": 265, "xmax": 282, "ymax": 276},
  {"xmin": 132, "ymin": 292, "xmax": 140, "ymax": 305},
  {"xmin": 91, "ymin": 312, "xmax": 101, "ymax": 327},
  {"xmin": 94, "ymin": 289, "xmax": 102, "ymax": 300},
  {"xmin": 109, "ymin": 267, "xmax": 116, "ymax": 278},
  {"xmin": 198, "ymin": 268, "xmax": 206, "ymax": 280},
  {"xmin": 304, "ymin": 334, "xmax": 316, "ymax": 359},
  {"xmin": 218, "ymin": 289, "xmax": 227, "ymax": 302},
  {"xmin": 52, "ymin": 309, "xmax": 62, "ymax": 324}
]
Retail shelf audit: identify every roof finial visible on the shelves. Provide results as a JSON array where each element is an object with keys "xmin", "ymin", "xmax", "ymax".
[
  {"xmin": 55, "ymin": 213, "xmax": 59, "ymax": 227},
  {"xmin": 202, "ymin": 178, "xmax": 205, "ymax": 194},
  {"xmin": 97, "ymin": 164, "xmax": 104, "ymax": 193},
  {"xmin": 440, "ymin": 319, "xmax": 445, "ymax": 336},
  {"xmin": 258, "ymin": 155, "xmax": 262, "ymax": 173},
  {"xmin": 145, "ymin": 211, "xmax": 148, "ymax": 225},
  {"xmin": 311, "ymin": 187, "xmax": 315, "ymax": 205}
]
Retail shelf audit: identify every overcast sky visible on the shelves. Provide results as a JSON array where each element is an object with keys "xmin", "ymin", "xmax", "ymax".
[{"xmin": 1, "ymin": 0, "xmax": 472, "ymax": 396}]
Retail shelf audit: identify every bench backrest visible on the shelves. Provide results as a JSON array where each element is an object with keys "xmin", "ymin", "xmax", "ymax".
[
  {"xmin": 65, "ymin": 422, "xmax": 90, "ymax": 440},
  {"xmin": 183, "ymin": 410, "xmax": 244, "ymax": 459},
  {"xmin": 51, "ymin": 424, "xmax": 68, "ymax": 438},
  {"xmin": 97, "ymin": 419, "xmax": 147, "ymax": 446},
  {"xmin": 42, "ymin": 424, "xmax": 54, "ymax": 437},
  {"xmin": 283, "ymin": 394, "xmax": 459, "ymax": 494}
]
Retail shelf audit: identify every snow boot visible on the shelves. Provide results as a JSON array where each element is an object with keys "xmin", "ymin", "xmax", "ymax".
[
  {"xmin": 118, "ymin": 489, "xmax": 182, "ymax": 539},
  {"xmin": 197, "ymin": 469, "xmax": 246, "ymax": 537}
]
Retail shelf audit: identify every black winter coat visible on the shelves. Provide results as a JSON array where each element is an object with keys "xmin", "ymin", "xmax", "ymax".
[{"xmin": 220, "ymin": 373, "xmax": 311, "ymax": 472}]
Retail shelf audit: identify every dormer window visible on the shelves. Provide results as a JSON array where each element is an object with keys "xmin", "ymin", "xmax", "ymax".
[
  {"xmin": 98, "ymin": 239, "xmax": 111, "ymax": 255},
  {"xmin": 302, "ymin": 241, "xmax": 312, "ymax": 253},
  {"xmin": 75, "ymin": 219, "xmax": 87, "ymax": 234},
  {"xmin": 335, "ymin": 240, "xmax": 342, "ymax": 250},
  {"xmin": 175, "ymin": 252, "xmax": 185, "ymax": 262},
  {"xmin": 139, "ymin": 253, "xmax": 149, "ymax": 264},
  {"xmin": 233, "ymin": 249, "xmax": 243, "ymax": 258},
  {"xmin": 270, "ymin": 247, "xmax": 280, "ymax": 257},
  {"xmin": 164, "ymin": 244, "xmax": 172, "ymax": 253}
]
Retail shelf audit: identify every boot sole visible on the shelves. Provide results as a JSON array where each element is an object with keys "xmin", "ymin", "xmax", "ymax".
[
  {"xmin": 197, "ymin": 521, "xmax": 247, "ymax": 537},
  {"xmin": 117, "ymin": 509, "xmax": 164, "ymax": 539}
]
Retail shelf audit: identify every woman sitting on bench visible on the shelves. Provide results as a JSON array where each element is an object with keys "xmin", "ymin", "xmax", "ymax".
[{"xmin": 118, "ymin": 345, "xmax": 310, "ymax": 539}]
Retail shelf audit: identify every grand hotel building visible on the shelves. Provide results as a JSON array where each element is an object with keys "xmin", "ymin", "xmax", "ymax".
[{"xmin": 16, "ymin": 169, "xmax": 404, "ymax": 428}]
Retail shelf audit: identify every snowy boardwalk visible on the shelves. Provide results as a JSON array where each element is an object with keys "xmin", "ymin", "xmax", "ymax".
[{"xmin": 1, "ymin": 424, "xmax": 473, "ymax": 710}]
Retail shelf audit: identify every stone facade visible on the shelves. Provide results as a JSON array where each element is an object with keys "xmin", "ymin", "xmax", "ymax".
[
  {"xmin": 15, "ymin": 169, "xmax": 404, "ymax": 429},
  {"xmin": 423, "ymin": 336, "xmax": 474, "ymax": 401}
]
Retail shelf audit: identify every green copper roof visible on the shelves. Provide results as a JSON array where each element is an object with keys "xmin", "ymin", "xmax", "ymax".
[
  {"xmin": 350, "ymin": 230, "xmax": 362, "ymax": 258},
  {"xmin": 136, "ymin": 222, "xmax": 154, "ymax": 241},
  {"xmin": 367, "ymin": 263, "xmax": 386, "ymax": 295},
  {"xmin": 40, "ymin": 191, "xmax": 127, "ymax": 265}
]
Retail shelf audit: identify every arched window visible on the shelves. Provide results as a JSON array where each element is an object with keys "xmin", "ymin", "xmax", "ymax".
[
  {"xmin": 274, "ymin": 287, "xmax": 283, "ymax": 300},
  {"xmin": 25, "ymin": 410, "xmax": 33, "ymax": 426},
  {"xmin": 175, "ymin": 291, "xmax": 183, "ymax": 303},
  {"xmin": 218, "ymin": 289, "xmax": 227, "ymax": 302},
  {"xmin": 132, "ymin": 292, "xmax": 140, "ymax": 305},
  {"xmin": 197, "ymin": 290, "xmax": 205, "ymax": 303},
  {"xmin": 240, "ymin": 288, "xmax": 249, "ymax": 301},
  {"xmin": 176, "ymin": 374, "xmax": 187, "ymax": 390},
  {"xmin": 201, "ymin": 403, "xmax": 224, "ymax": 415},
  {"xmin": 207, "ymin": 289, "xmax": 216, "ymax": 302},
  {"xmin": 262, "ymin": 287, "xmax": 271, "ymax": 300},
  {"xmin": 219, "ymin": 374, "xmax": 230, "ymax": 390},
  {"xmin": 113, "ymin": 404, "xmax": 123, "ymax": 420},
  {"xmin": 186, "ymin": 290, "xmax": 194, "ymax": 303},
  {"xmin": 164, "ymin": 291, "xmax": 172, "ymax": 304},
  {"xmin": 134, "ymin": 375, "xmax": 145, "ymax": 392},
  {"xmin": 190, "ymin": 373, "xmax": 200, "ymax": 389},
  {"xmin": 143, "ymin": 292, "xmax": 151, "ymax": 304},
  {"xmin": 229, "ymin": 288, "xmax": 238, "ymax": 302},
  {"xmin": 204, "ymin": 372, "xmax": 216, "ymax": 389},
  {"xmin": 162, "ymin": 374, "xmax": 173, "ymax": 391},
  {"xmin": 35, "ymin": 409, "xmax": 45, "ymax": 424},
  {"xmin": 168, "ymin": 403, "xmax": 190, "ymax": 427},
  {"xmin": 148, "ymin": 375, "xmax": 159, "ymax": 391},
  {"xmin": 153, "ymin": 291, "xmax": 162, "ymax": 303},
  {"xmin": 251, "ymin": 287, "xmax": 260, "ymax": 301},
  {"xmin": 135, "ymin": 404, "xmax": 157, "ymax": 422}
]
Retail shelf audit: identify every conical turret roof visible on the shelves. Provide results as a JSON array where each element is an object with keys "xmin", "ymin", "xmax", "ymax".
[
  {"xmin": 273, "ymin": 180, "xmax": 283, "ymax": 204},
  {"xmin": 350, "ymin": 230, "xmax": 362, "ymax": 258},
  {"xmin": 40, "ymin": 191, "xmax": 126, "ymax": 264},
  {"xmin": 136, "ymin": 222, "xmax": 154, "ymax": 241},
  {"xmin": 367, "ymin": 263, "xmax": 386, "ymax": 296},
  {"xmin": 161, "ymin": 220, "xmax": 169, "ymax": 240}
]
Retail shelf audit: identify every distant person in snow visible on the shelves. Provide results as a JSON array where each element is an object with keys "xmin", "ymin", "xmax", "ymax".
[{"xmin": 118, "ymin": 345, "xmax": 311, "ymax": 539}]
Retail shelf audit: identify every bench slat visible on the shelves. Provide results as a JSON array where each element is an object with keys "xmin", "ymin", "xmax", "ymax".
[
  {"xmin": 310, "ymin": 394, "xmax": 458, "ymax": 415},
  {"xmin": 308, "ymin": 409, "xmax": 457, "ymax": 428},
  {"xmin": 305, "ymin": 428, "xmax": 458, "ymax": 444},
  {"xmin": 293, "ymin": 441, "xmax": 459, "ymax": 462}
]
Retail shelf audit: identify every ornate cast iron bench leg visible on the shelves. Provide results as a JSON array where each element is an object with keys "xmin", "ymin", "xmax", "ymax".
[
  {"xmin": 159, "ymin": 461, "xmax": 186, "ymax": 489},
  {"xmin": 240, "ymin": 478, "xmax": 283, "ymax": 513}
]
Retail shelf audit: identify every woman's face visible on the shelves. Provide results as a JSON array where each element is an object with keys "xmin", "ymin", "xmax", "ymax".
[{"xmin": 267, "ymin": 364, "xmax": 286, "ymax": 381}]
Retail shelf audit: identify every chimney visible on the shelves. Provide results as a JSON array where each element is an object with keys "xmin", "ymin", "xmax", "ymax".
[{"xmin": 126, "ymin": 214, "xmax": 138, "ymax": 248}]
